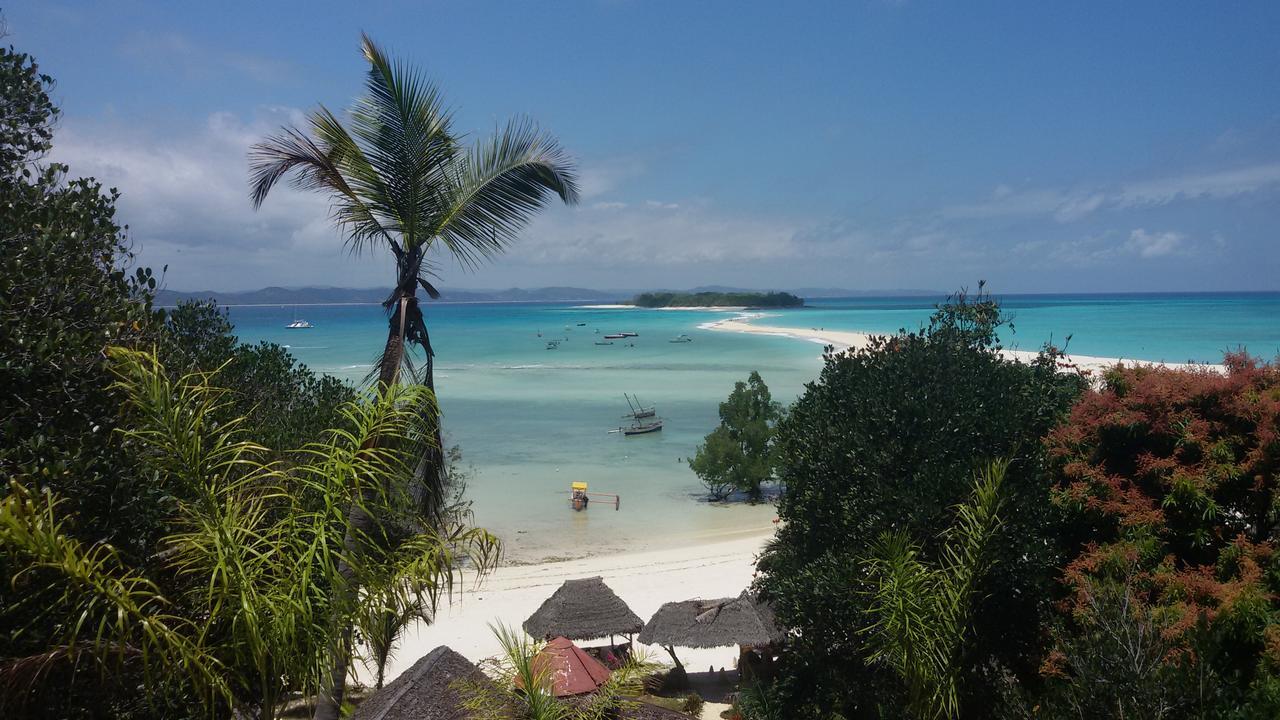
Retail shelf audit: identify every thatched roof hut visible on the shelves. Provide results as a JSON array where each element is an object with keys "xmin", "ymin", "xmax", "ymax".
[
  {"xmin": 523, "ymin": 576, "xmax": 644, "ymax": 641},
  {"xmin": 351, "ymin": 645, "xmax": 494, "ymax": 720},
  {"xmin": 638, "ymin": 591, "xmax": 782, "ymax": 649}
]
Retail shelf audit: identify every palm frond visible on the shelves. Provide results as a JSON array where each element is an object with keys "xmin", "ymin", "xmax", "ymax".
[
  {"xmin": 433, "ymin": 117, "xmax": 579, "ymax": 269},
  {"xmin": 859, "ymin": 459, "xmax": 1010, "ymax": 720},
  {"xmin": 352, "ymin": 34, "xmax": 459, "ymax": 249},
  {"xmin": 0, "ymin": 480, "xmax": 225, "ymax": 706}
]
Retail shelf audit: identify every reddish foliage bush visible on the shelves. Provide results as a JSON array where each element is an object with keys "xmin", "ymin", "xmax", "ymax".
[{"xmin": 1046, "ymin": 352, "xmax": 1280, "ymax": 687}]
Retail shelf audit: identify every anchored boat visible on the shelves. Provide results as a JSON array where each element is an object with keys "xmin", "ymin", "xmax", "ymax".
[{"xmin": 623, "ymin": 420, "xmax": 663, "ymax": 435}]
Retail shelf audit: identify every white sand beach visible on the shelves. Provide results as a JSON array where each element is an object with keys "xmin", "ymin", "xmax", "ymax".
[
  {"xmin": 704, "ymin": 316, "xmax": 1225, "ymax": 375},
  {"xmin": 381, "ymin": 530, "xmax": 775, "ymax": 685}
]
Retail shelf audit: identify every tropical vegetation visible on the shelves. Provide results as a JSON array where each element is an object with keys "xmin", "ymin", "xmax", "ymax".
[
  {"xmin": 689, "ymin": 371, "xmax": 783, "ymax": 500},
  {"xmin": 631, "ymin": 291, "xmax": 803, "ymax": 308},
  {"xmin": 754, "ymin": 285, "xmax": 1084, "ymax": 717}
]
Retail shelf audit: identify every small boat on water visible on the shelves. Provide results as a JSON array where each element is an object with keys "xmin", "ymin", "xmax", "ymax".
[
  {"xmin": 603, "ymin": 333, "xmax": 626, "ymax": 339},
  {"xmin": 624, "ymin": 420, "xmax": 663, "ymax": 436},
  {"xmin": 285, "ymin": 306, "xmax": 313, "ymax": 329},
  {"xmin": 576, "ymin": 322, "xmax": 587, "ymax": 326},
  {"xmin": 620, "ymin": 331, "xmax": 639, "ymax": 337},
  {"xmin": 669, "ymin": 334, "xmax": 693, "ymax": 343},
  {"xmin": 595, "ymin": 341, "xmax": 614, "ymax": 346},
  {"xmin": 546, "ymin": 340, "xmax": 561, "ymax": 350}
]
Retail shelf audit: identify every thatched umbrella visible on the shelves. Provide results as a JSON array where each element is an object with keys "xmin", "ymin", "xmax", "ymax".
[
  {"xmin": 523, "ymin": 576, "xmax": 644, "ymax": 642},
  {"xmin": 351, "ymin": 645, "xmax": 499, "ymax": 720},
  {"xmin": 637, "ymin": 591, "xmax": 783, "ymax": 670}
]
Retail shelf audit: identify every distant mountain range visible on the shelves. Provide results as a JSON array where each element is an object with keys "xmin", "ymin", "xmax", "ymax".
[{"xmin": 155, "ymin": 285, "xmax": 943, "ymax": 306}]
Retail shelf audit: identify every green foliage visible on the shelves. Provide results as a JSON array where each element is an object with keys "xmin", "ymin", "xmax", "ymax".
[
  {"xmin": 756, "ymin": 285, "xmax": 1084, "ymax": 716},
  {"xmin": 0, "ymin": 42, "xmax": 162, "ymax": 565},
  {"xmin": 0, "ymin": 44, "xmax": 57, "ymax": 173},
  {"xmin": 159, "ymin": 301, "xmax": 356, "ymax": 454},
  {"xmin": 1, "ymin": 348, "xmax": 498, "ymax": 719},
  {"xmin": 464, "ymin": 624, "xmax": 662, "ymax": 720},
  {"xmin": 861, "ymin": 461, "xmax": 1008, "ymax": 720},
  {"xmin": 631, "ymin": 291, "xmax": 803, "ymax": 308},
  {"xmin": 689, "ymin": 371, "xmax": 783, "ymax": 500}
]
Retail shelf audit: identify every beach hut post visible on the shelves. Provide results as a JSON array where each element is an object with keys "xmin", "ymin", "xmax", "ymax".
[{"xmin": 661, "ymin": 644, "xmax": 685, "ymax": 671}]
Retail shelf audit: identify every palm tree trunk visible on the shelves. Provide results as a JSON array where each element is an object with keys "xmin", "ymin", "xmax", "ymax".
[{"xmin": 314, "ymin": 296, "xmax": 411, "ymax": 720}]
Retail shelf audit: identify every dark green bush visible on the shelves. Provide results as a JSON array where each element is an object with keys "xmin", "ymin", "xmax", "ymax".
[{"xmin": 756, "ymin": 285, "xmax": 1084, "ymax": 717}]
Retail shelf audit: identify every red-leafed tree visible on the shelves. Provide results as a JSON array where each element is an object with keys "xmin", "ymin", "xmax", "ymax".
[{"xmin": 1039, "ymin": 352, "xmax": 1280, "ymax": 716}]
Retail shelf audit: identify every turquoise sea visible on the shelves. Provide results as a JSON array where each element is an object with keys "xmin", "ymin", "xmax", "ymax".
[{"xmin": 226, "ymin": 292, "xmax": 1280, "ymax": 561}]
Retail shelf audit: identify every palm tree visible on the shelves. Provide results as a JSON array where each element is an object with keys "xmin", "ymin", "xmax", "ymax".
[
  {"xmin": 248, "ymin": 35, "xmax": 577, "ymax": 716},
  {"xmin": 859, "ymin": 459, "xmax": 1009, "ymax": 720}
]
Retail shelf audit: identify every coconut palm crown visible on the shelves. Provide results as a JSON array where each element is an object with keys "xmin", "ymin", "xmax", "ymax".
[{"xmin": 249, "ymin": 33, "xmax": 578, "ymax": 393}]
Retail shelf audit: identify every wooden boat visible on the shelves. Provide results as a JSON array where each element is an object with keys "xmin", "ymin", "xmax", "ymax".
[{"xmin": 624, "ymin": 420, "xmax": 663, "ymax": 436}]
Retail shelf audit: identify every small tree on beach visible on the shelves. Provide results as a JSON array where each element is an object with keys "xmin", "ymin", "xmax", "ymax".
[
  {"xmin": 689, "ymin": 371, "xmax": 783, "ymax": 500},
  {"xmin": 249, "ymin": 34, "xmax": 577, "ymax": 716}
]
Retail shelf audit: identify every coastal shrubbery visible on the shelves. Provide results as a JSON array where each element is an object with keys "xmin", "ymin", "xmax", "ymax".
[
  {"xmin": 1023, "ymin": 354, "xmax": 1280, "ymax": 716},
  {"xmin": 755, "ymin": 286, "xmax": 1086, "ymax": 717},
  {"xmin": 631, "ymin": 291, "xmax": 803, "ymax": 308},
  {"xmin": 748, "ymin": 286, "xmax": 1280, "ymax": 719},
  {"xmin": 0, "ymin": 41, "xmax": 498, "ymax": 720}
]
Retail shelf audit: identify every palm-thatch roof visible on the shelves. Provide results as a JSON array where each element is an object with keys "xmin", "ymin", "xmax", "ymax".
[
  {"xmin": 351, "ymin": 645, "xmax": 494, "ymax": 720},
  {"xmin": 637, "ymin": 591, "xmax": 783, "ymax": 649},
  {"xmin": 523, "ymin": 576, "xmax": 644, "ymax": 641}
]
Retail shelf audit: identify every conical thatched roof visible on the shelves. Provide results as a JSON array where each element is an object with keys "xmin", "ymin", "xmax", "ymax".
[
  {"xmin": 523, "ymin": 636, "xmax": 612, "ymax": 697},
  {"xmin": 637, "ymin": 591, "xmax": 783, "ymax": 649},
  {"xmin": 523, "ymin": 576, "xmax": 644, "ymax": 641},
  {"xmin": 351, "ymin": 645, "xmax": 495, "ymax": 720}
]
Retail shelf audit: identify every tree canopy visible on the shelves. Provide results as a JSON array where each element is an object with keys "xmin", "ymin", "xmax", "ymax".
[
  {"xmin": 688, "ymin": 371, "xmax": 783, "ymax": 500},
  {"xmin": 755, "ymin": 286, "xmax": 1084, "ymax": 717}
]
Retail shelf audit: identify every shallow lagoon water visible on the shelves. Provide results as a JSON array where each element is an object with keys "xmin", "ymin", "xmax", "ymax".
[{"xmin": 226, "ymin": 293, "xmax": 1280, "ymax": 561}]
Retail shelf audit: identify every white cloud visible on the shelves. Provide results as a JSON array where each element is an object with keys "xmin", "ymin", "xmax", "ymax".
[
  {"xmin": 1123, "ymin": 228, "xmax": 1185, "ymax": 258},
  {"xmin": 944, "ymin": 162, "xmax": 1280, "ymax": 223},
  {"xmin": 1013, "ymin": 228, "xmax": 1206, "ymax": 268}
]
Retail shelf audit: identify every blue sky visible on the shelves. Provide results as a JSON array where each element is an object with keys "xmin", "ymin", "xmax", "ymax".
[{"xmin": 11, "ymin": 1, "xmax": 1280, "ymax": 293}]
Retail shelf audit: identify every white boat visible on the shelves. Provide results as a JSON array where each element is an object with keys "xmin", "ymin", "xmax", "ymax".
[
  {"xmin": 286, "ymin": 319, "xmax": 313, "ymax": 329},
  {"xmin": 669, "ymin": 334, "xmax": 692, "ymax": 343}
]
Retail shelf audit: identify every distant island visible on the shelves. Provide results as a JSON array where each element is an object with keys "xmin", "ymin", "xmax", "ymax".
[{"xmin": 631, "ymin": 291, "xmax": 805, "ymax": 308}]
